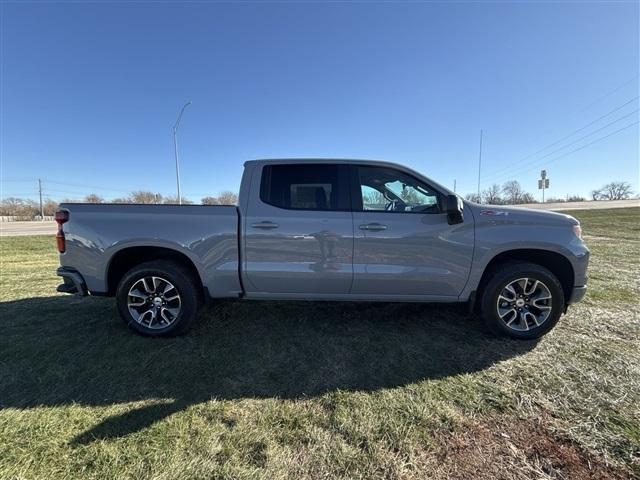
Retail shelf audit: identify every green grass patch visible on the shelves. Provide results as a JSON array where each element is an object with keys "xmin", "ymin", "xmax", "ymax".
[{"xmin": 0, "ymin": 208, "xmax": 638, "ymax": 479}]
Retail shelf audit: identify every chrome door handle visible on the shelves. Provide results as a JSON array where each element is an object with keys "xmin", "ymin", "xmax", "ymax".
[
  {"xmin": 251, "ymin": 221, "xmax": 279, "ymax": 229},
  {"xmin": 359, "ymin": 223, "xmax": 387, "ymax": 231}
]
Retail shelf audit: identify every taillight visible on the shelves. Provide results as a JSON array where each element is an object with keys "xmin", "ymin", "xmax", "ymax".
[{"xmin": 55, "ymin": 210, "xmax": 69, "ymax": 253}]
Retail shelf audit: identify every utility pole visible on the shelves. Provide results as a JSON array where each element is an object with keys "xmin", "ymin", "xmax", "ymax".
[
  {"xmin": 173, "ymin": 101, "xmax": 192, "ymax": 205},
  {"xmin": 38, "ymin": 179, "xmax": 44, "ymax": 221},
  {"xmin": 453, "ymin": 179, "xmax": 457, "ymax": 193},
  {"xmin": 476, "ymin": 129, "xmax": 483, "ymax": 199}
]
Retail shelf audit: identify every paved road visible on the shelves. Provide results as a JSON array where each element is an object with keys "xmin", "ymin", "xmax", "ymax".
[
  {"xmin": 0, "ymin": 199, "xmax": 637, "ymax": 237},
  {"xmin": 514, "ymin": 199, "xmax": 639, "ymax": 211},
  {"xmin": 0, "ymin": 221, "xmax": 56, "ymax": 237}
]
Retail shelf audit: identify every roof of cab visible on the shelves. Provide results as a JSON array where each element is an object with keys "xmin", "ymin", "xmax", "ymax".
[
  {"xmin": 244, "ymin": 158, "xmax": 393, "ymax": 166},
  {"xmin": 243, "ymin": 158, "xmax": 455, "ymax": 196}
]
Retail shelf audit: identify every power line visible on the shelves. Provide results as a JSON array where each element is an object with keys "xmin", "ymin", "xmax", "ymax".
[
  {"xmin": 482, "ymin": 109, "xmax": 640, "ymax": 185},
  {"xmin": 577, "ymin": 75, "xmax": 639, "ymax": 114},
  {"xmin": 43, "ymin": 180, "xmax": 133, "ymax": 193},
  {"xmin": 482, "ymin": 96, "xmax": 639, "ymax": 183},
  {"xmin": 487, "ymin": 120, "xmax": 638, "ymax": 186},
  {"xmin": 537, "ymin": 121, "xmax": 638, "ymax": 166}
]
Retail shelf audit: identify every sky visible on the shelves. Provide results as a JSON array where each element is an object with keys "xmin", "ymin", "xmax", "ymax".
[{"xmin": 1, "ymin": 1, "xmax": 638, "ymax": 203}]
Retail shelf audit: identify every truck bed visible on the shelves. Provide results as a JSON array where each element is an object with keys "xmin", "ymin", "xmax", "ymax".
[{"xmin": 59, "ymin": 203, "xmax": 242, "ymax": 297}]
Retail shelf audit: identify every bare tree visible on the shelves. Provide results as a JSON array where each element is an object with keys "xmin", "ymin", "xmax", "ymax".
[
  {"xmin": 520, "ymin": 192, "xmax": 537, "ymax": 204},
  {"xmin": 502, "ymin": 180, "xmax": 524, "ymax": 204},
  {"xmin": 201, "ymin": 196, "xmax": 220, "ymax": 205},
  {"xmin": 217, "ymin": 191, "xmax": 239, "ymax": 205},
  {"xmin": 163, "ymin": 196, "xmax": 193, "ymax": 205},
  {"xmin": 110, "ymin": 197, "xmax": 132, "ymax": 204},
  {"xmin": 201, "ymin": 192, "xmax": 239, "ymax": 205},
  {"xmin": 482, "ymin": 184, "xmax": 502, "ymax": 205},
  {"xmin": 0, "ymin": 197, "xmax": 39, "ymax": 217},
  {"xmin": 43, "ymin": 199, "xmax": 59, "ymax": 216},
  {"xmin": 591, "ymin": 181, "xmax": 633, "ymax": 201},
  {"xmin": 464, "ymin": 193, "xmax": 481, "ymax": 203},
  {"xmin": 84, "ymin": 194, "xmax": 104, "ymax": 203},
  {"xmin": 130, "ymin": 191, "xmax": 163, "ymax": 204}
]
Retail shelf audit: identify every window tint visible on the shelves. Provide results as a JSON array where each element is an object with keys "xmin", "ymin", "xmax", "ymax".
[
  {"xmin": 357, "ymin": 166, "xmax": 440, "ymax": 213},
  {"xmin": 260, "ymin": 164, "xmax": 348, "ymax": 211}
]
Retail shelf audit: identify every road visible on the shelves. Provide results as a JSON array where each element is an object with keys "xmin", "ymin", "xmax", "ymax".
[
  {"xmin": 514, "ymin": 198, "xmax": 639, "ymax": 211},
  {"xmin": 0, "ymin": 221, "xmax": 57, "ymax": 237},
  {"xmin": 0, "ymin": 199, "xmax": 637, "ymax": 237}
]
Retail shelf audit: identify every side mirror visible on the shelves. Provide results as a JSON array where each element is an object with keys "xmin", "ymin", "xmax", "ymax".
[{"xmin": 446, "ymin": 194, "xmax": 464, "ymax": 225}]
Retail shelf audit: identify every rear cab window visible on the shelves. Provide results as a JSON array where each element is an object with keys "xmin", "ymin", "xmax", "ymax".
[{"xmin": 260, "ymin": 164, "xmax": 350, "ymax": 211}]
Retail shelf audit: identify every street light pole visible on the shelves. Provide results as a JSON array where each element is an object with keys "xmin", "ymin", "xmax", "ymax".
[{"xmin": 173, "ymin": 101, "xmax": 191, "ymax": 205}]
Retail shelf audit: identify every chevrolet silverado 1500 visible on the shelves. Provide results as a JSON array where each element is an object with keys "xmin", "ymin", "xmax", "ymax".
[{"xmin": 55, "ymin": 159, "xmax": 589, "ymax": 339}]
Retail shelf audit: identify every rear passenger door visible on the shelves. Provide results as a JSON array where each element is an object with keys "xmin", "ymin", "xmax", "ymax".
[{"xmin": 243, "ymin": 163, "xmax": 353, "ymax": 295}]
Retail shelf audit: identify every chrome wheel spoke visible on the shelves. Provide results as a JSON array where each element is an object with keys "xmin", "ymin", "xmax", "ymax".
[
  {"xmin": 496, "ymin": 277, "xmax": 553, "ymax": 332},
  {"xmin": 504, "ymin": 284, "xmax": 517, "ymax": 300},
  {"xmin": 524, "ymin": 311, "xmax": 539, "ymax": 327},
  {"xmin": 524, "ymin": 280, "xmax": 539, "ymax": 296},
  {"xmin": 128, "ymin": 276, "xmax": 181, "ymax": 330},
  {"xmin": 142, "ymin": 277, "xmax": 155, "ymax": 294},
  {"xmin": 129, "ymin": 289, "xmax": 147, "ymax": 300},
  {"xmin": 516, "ymin": 278, "xmax": 528, "ymax": 294}
]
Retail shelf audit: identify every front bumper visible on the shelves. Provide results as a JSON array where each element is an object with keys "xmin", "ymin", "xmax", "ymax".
[
  {"xmin": 56, "ymin": 267, "xmax": 88, "ymax": 296},
  {"xmin": 568, "ymin": 285, "xmax": 587, "ymax": 304}
]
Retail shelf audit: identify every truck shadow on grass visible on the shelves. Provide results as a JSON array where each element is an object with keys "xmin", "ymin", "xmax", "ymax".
[{"xmin": 0, "ymin": 296, "xmax": 538, "ymax": 444}]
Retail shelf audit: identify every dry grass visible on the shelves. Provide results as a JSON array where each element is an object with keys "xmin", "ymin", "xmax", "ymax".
[{"xmin": 0, "ymin": 207, "xmax": 638, "ymax": 479}]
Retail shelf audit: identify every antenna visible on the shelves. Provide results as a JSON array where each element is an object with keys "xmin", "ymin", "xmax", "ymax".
[{"xmin": 477, "ymin": 129, "xmax": 483, "ymax": 198}]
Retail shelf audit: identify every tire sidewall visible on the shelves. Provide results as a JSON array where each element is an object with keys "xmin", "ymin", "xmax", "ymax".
[
  {"xmin": 482, "ymin": 264, "xmax": 565, "ymax": 340},
  {"xmin": 116, "ymin": 261, "xmax": 198, "ymax": 337}
]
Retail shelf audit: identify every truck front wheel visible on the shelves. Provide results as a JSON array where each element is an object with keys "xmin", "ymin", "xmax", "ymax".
[
  {"xmin": 480, "ymin": 262, "xmax": 565, "ymax": 340},
  {"xmin": 115, "ymin": 260, "xmax": 200, "ymax": 337}
]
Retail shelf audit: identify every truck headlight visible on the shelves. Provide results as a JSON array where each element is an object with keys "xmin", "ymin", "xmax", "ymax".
[{"xmin": 573, "ymin": 224, "xmax": 583, "ymax": 240}]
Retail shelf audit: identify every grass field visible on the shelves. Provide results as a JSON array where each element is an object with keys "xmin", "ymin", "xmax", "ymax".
[{"xmin": 1, "ymin": 208, "xmax": 638, "ymax": 479}]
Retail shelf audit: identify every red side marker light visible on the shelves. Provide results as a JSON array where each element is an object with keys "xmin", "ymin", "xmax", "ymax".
[{"xmin": 55, "ymin": 210, "xmax": 69, "ymax": 253}]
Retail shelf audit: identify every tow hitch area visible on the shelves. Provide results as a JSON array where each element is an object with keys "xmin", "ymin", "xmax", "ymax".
[{"xmin": 56, "ymin": 267, "xmax": 88, "ymax": 296}]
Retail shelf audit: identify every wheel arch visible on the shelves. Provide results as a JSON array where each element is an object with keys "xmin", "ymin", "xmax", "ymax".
[
  {"xmin": 106, "ymin": 246, "xmax": 205, "ymax": 298},
  {"xmin": 474, "ymin": 249, "xmax": 574, "ymax": 311}
]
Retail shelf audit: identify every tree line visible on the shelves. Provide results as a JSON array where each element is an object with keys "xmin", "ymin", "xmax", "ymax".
[
  {"xmin": 0, "ymin": 191, "xmax": 239, "ymax": 218},
  {"xmin": 0, "ymin": 180, "xmax": 635, "ymax": 218},
  {"xmin": 464, "ymin": 180, "xmax": 633, "ymax": 205}
]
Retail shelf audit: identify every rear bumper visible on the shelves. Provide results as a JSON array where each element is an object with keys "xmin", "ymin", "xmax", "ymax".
[
  {"xmin": 568, "ymin": 285, "xmax": 587, "ymax": 304},
  {"xmin": 56, "ymin": 267, "xmax": 88, "ymax": 296}
]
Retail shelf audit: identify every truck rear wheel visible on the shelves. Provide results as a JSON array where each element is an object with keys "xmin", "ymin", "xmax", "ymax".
[
  {"xmin": 480, "ymin": 262, "xmax": 565, "ymax": 340},
  {"xmin": 116, "ymin": 260, "xmax": 200, "ymax": 337}
]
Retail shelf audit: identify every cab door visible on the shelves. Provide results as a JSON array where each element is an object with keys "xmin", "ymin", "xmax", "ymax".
[
  {"xmin": 242, "ymin": 163, "xmax": 354, "ymax": 295},
  {"xmin": 350, "ymin": 164, "xmax": 473, "ymax": 298}
]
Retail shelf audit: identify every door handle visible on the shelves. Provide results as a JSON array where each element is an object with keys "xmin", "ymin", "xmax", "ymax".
[
  {"xmin": 251, "ymin": 221, "xmax": 279, "ymax": 229},
  {"xmin": 359, "ymin": 223, "xmax": 387, "ymax": 231}
]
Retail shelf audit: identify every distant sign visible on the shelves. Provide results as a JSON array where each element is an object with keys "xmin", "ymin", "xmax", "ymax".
[
  {"xmin": 538, "ymin": 179, "xmax": 550, "ymax": 189},
  {"xmin": 541, "ymin": 170, "xmax": 547, "ymax": 179}
]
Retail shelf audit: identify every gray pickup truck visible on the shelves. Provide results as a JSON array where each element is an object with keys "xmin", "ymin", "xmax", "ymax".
[{"xmin": 55, "ymin": 159, "xmax": 588, "ymax": 339}]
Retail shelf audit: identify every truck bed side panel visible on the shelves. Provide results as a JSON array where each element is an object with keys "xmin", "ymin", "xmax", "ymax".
[{"xmin": 59, "ymin": 204, "xmax": 241, "ymax": 297}]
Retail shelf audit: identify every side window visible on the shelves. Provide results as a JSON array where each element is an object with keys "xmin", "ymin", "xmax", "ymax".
[
  {"xmin": 260, "ymin": 164, "xmax": 349, "ymax": 211},
  {"xmin": 357, "ymin": 166, "xmax": 441, "ymax": 213}
]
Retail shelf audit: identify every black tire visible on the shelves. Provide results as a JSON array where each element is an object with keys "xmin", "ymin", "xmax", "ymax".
[
  {"xmin": 116, "ymin": 260, "xmax": 200, "ymax": 337},
  {"xmin": 480, "ymin": 262, "xmax": 565, "ymax": 340}
]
